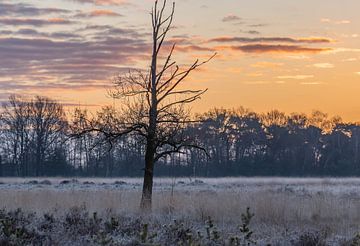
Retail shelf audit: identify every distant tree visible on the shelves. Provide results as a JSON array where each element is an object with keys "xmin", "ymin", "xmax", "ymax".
[
  {"xmin": 2, "ymin": 94, "xmax": 360, "ymax": 177},
  {"xmin": 28, "ymin": 96, "xmax": 67, "ymax": 176},
  {"xmin": 1, "ymin": 95, "xmax": 67, "ymax": 176},
  {"xmin": 1, "ymin": 95, "xmax": 31, "ymax": 176},
  {"xmin": 231, "ymin": 109, "xmax": 266, "ymax": 164},
  {"xmin": 198, "ymin": 109, "xmax": 233, "ymax": 167},
  {"xmin": 348, "ymin": 124, "xmax": 360, "ymax": 165},
  {"xmin": 70, "ymin": 108, "xmax": 93, "ymax": 173}
]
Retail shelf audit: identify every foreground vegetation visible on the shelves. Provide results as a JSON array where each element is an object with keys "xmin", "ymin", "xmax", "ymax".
[
  {"xmin": 1, "ymin": 206, "xmax": 360, "ymax": 246},
  {"xmin": 0, "ymin": 206, "xmax": 254, "ymax": 246}
]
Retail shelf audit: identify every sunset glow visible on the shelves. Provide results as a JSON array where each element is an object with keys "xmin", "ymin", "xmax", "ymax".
[{"xmin": 1, "ymin": 0, "xmax": 360, "ymax": 120}]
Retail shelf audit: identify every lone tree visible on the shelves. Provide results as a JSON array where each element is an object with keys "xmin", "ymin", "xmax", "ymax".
[{"xmin": 73, "ymin": 0, "xmax": 214, "ymax": 211}]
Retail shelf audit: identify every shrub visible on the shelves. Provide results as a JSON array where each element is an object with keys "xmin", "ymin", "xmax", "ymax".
[{"xmin": 294, "ymin": 231, "xmax": 326, "ymax": 246}]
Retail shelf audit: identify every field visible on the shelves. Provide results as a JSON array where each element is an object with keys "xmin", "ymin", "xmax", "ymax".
[{"xmin": 1, "ymin": 177, "xmax": 360, "ymax": 245}]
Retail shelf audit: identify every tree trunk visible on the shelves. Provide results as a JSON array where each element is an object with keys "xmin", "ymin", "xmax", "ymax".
[
  {"xmin": 140, "ymin": 13, "xmax": 158, "ymax": 211},
  {"xmin": 36, "ymin": 147, "xmax": 41, "ymax": 176},
  {"xmin": 0, "ymin": 155, "xmax": 2, "ymax": 177},
  {"xmin": 140, "ymin": 141, "xmax": 155, "ymax": 211}
]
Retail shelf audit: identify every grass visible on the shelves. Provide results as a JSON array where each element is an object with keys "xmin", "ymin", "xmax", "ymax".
[{"xmin": 1, "ymin": 177, "xmax": 360, "ymax": 245}]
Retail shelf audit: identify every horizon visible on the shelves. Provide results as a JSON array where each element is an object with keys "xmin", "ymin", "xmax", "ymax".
[{"xmin": 1, "ymin": 0, "xmax": 360, "ymax": 121}]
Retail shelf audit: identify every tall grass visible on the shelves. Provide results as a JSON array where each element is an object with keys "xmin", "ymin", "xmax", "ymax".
[{"xmin": 1, "ymin": 177, "xmax": 360, "ymax": 239}]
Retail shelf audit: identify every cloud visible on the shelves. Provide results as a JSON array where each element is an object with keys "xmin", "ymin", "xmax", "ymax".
[
  {"xmin": 328, "ymin": 48, "xmax": 360, "ymax": 53},
  {"xmin": 0, "ymin": 2, "xmax": 70, "ymax": 16},
  {"xmin": 336, "ymin": 20, "xmax": 351, "ymax": 24},
  {"xmin": 68, "ymin": 0, "xmax": 129, "ymax": 5},
  {"xmin": 245, "ymin": 30, "xmax": 260, "ymax": 35},
  {"xmin": 343, "ymin": 58, "xmax": 357, "ymax": 62},
  {"xmin": 75, "ymin": 9, "xmax": 121, "ymax": 18},
  {"xmin": 341, "ymin": 33, "xmax": 359, "ymax": 38},
  {"xmin": 81, "ymin": 24, "xmax": 146, "ymax": 39},
  {"xmin": 176, "ymin": 45, "xmax": 215, "ymax": 53},
  {"xmin": 313, "ymin": 63, "xmax": 334, "ymax": 68},
  {"xmin": 208, "ymin": 36, "xmax": 334, "ymax": 44},
  {"xmin": 222, "ymin": 14, "xmax": 241, "ymax": 22},
  {"xmin": 277, "ymin": 75, "xmax": 314, "ymax": 80},
  {"xmin": 248, "ymin": 24, "xmax": 267, "ymax": 28},
  {"xmin": 251, "ymin": 62, "xmax": 283, "ymax": 68},
  {"xmin": 90, "ymin": 9, "xmax": 120, "ymax": 17},
  {"xmin": 320, "ymin": 18, "xmax": 331, "ymax": 23},
  {"xmin": 207, "ymin": 36, "xmax": 333, "ymax": 54},
  {"xmin": 0, "ymin": 81, "xmax": 111, "ymax": 91},
  {"xmin": 0, "ymin": 17, "xmax": 74, "ymax": 26},
  {"xmin": 321, "ymin": 18, "xmax": 351, "ymax": 24},
  {"xmin": 300, "ymin": 82, "xmax": 324, "ymax": 85},
  {"xmin": 246, "ymin": 72, "xmax": 263, "ymax": 77},
  {"xmin": 243, "ymin": 81, "xmax": 270, "ymax": 85},
  {"xmin": 1, "ymin": 28, "xmax": 82, "ymax": 40},
  {"xmin": 0, "ymin": 17, "xmax": 212, "ymax": 97},
  {"xmin": 285, "ymin": 55, "xmax": 310, "ymax": 60},
  {"xmin": 227, "ymin": 44, "xmax": 331, "ymax": 54},
  {"xmin": 0, "ymin": 33, "xmax": 149, "ymax": 93}
]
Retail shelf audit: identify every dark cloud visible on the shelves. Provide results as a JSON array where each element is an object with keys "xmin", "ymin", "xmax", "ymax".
[
  {"xmin": 67, "ymin": 0, "xmax": 129, "ymax": 6},
  {"xmin": 222, "ymin": 14, "xmax": 241, "ymax": 22},
  {"xmin": 50, "ymin": 32, "xmax": 82, "ymax": 39},
  {"xmin": 248, "ymin": 24, "xmax": 267, "ymax": 27},
  {"xmin": 81, "ymin": 25, "xmax": 146, "ymax": 39},
  {"xmin": 207, "ymin": 35, "xmax": 334, "ymax": 54},
  {"xmin": 176, "ymin": 45, "xmax": 215, "ymax": 53},
  {"xmin": 17, "ymin": 28, "xmax": 40, "ymax": 35},
  {"xmin": 1, "ymin": 28, "xmax": 82, "ymax": 40},
  {"xmin": 245, "ymin": 30, "xmax": 261, "ymax": 35},
  {"xmin": 0, "ymin": 2, "xmax": 70, "ymax": 16},
  {"xmin": 0, "ymin": 80, "xmax": 111, "ymax": 92},
  {"xmin": 0, "ymin": 34, "xmax": 149, "ymax": 92},
  {"xmin": 0, "ymin": 20, "xmax": 212, "ymax": 94},
  {"xmin": 209, "ymin": 36, "xmax": 334, "ymax": 44},
  {"xmin": 74, "ymin": 9, "xmax": 122, "ymax": 18},
  {"xmin": 229, "ymin": 44, "xmax": 331, "ymax": 54},
  {"xmin": 0, "ymin": 1, "xmax": 143, "ymax": 99},
  {"xmin": 60, "ymin": 102, "xmax": 101, "ymax": 107},
  {"xmin": 0, "ymin": 17, "xmax": 75, "ymax": 26},
  {"xmin": 0, "ymin": 30, "xmax": 12, "ymax": 35}
]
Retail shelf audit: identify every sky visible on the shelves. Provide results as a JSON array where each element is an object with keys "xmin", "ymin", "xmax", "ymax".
[{"xmin": 0, "ymin": 0, "xmax": 360, "ymax": 121}]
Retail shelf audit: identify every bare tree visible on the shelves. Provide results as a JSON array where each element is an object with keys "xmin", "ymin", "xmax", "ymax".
[
  {"xmin": 114, "ymin": 0, "xmax": 215, "ymax": 210},
  {"xmin": 72, "ymin": 0, "xmax": 215, "ymax": 210}
]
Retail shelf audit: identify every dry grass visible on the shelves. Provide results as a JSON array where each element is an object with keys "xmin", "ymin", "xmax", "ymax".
[{"xmin": 1, "ymin": 177, "xmax": 360, "ymax": 243}]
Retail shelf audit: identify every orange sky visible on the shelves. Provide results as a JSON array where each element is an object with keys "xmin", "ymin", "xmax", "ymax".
[{"xmin": 0, "ymin": 0, "xmax": 360, "ymax": 121}]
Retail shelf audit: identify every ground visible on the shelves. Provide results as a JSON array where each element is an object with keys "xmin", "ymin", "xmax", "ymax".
[{"xmin": 0, "ymin": 177, "xmax": 360, "ymax": 245}]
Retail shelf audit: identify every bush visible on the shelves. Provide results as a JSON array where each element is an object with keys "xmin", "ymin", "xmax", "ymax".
[{"xmin": 294, "ymin": 231, "xmax": 327, "ymax": 246}]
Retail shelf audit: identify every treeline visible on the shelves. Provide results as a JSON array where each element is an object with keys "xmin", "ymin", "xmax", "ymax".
[{"xmin": 1, "ymin": 95, "xmax": 360, "ymax": 177}]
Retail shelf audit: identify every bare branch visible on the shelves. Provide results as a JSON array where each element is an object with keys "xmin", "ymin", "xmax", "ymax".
[
  {"xmin": 158, "ymin": 53, "xmax": 216, "ymax": 102},
  {"xmin": 156, "ymin": 43, "xmax": 176, "ymax": 85},
  {"xmin": 155, "ymin": 2, "xmax": 175, "ymax": 55},
  {"xmin": 159, "ymin": 89, "xmax": 208, "ymax": 113}
]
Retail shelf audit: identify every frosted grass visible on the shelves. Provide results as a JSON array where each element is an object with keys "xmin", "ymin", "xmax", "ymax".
[{"xmin": 1, "ymin": 177, "xmax": 360, "ymax": 240}]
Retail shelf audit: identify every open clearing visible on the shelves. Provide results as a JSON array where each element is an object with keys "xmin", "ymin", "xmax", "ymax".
[{"xmin": 1, "ymin": 177, "xmax": 360, "ymax": 245}]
